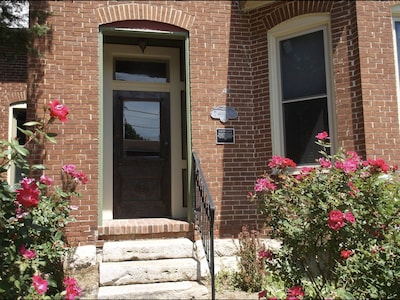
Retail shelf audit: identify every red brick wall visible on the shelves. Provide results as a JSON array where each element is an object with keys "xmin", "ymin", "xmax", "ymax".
[
  {"xmin": 0, "ymin": 43, "xmax": 27, "ymax": 141},
  {"xmin": 356, "ymin": 0, "xmax": 400, "ymax": 163},
  {"xmin": 21, "ymin": 0, "xmax": 400, "ymax": 245}
]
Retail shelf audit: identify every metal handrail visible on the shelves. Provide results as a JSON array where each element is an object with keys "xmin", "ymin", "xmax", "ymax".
[{"xmin": 193, "ymin": 151, "xmax": 216, "ymax": 300}]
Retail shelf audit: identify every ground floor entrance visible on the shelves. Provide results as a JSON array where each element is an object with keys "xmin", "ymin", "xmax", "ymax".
[{"xmin": 101, "ymin": 25, "xmax": 189, "ymax": 221}]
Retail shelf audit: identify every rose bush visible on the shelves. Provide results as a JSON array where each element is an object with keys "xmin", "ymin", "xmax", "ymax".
[
  {"xmin": 250, "ymin": 132, "xmax": 400, "ymax": 299},
  {"xmin": 0, "ymin": 100, "xmax": 83, "ymax": 298}
]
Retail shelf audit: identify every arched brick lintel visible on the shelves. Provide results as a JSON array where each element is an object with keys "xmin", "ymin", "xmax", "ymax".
[
  {"xmin": 96, "ymin": 3, "xmax": 195, "ymax": 31},
  {"xmin": 5, "ymin": 89, "xmax": 27, "ymax": 104},
  {"xmin": 262, "ymin": 0, "xmax": 334, "ymax": 29}
]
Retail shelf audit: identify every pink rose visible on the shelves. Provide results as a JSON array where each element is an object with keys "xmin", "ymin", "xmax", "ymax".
[
  {"xmin": 48, "ymin": 99, "xmax": 69, "ymax": 122},
  {"xmin": 32, "ymin": 275, "xmax": 48, "ymax": 295},
  {"xmin": 19, "ymin": 245, "xmax": 36, "ymax": 259},
  {"xmin": 62, "ymin": 164, "xmax": 76, "ymax": 175},
  {"xmin": 39, "ymin": 175, "xmax": 53, "ymax": 186},
  {"xmin": 268, "ymin": 156, "xmax": 297, "ymax": 169},
  {"xmin": 254, "ymin": 178, "xmax": 276, "ymax": 192},
  {"xmin": 64, "ymin": 277, "xmax": 82, "ymax": 300},
  {"xmin": 344, "ymin": 211, "xmax": 356, "ymax": 223},
  {"xmin": 318, "ymin": 157, "xmax": 331, "ymax": 168},
  {"xmin": 315, "ymin": 131, "xmax": 329, "ymax": 140}
]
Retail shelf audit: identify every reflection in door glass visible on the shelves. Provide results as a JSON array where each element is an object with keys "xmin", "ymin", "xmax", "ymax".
[
  {"xmin": 123, "ymin": 101, "xmax": 160, "ymax": 156},
  {"xmin": 115, "ymin": 60, "xmax": 168, "ymax": 83}
]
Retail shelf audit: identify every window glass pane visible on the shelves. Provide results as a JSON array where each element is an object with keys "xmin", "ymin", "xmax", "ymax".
[
  {"xmin": 12, "ymin": 107, "xmax": 27, "ymax": 183},
  {"xmin": 115, "ymin": 60, "xmax": 168, "ymax": 83},
  {"xmin": 123, "ymin": 100, "xmax": 160, "ymax": 156},
  {"xmin": 395, "ymin": 22, "xmax": 400, "ymax": 80},
  {"xmin": 280, "ymin": 30, "xmax": 326, "ymax": 100},
  {"xmin": 283, "ymin": 98, "xmax": 329, "ymax": 164}
]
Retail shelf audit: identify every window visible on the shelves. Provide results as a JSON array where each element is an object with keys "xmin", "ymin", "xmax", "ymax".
[
  {"xmin": 8, "ymin": 102, "xmax": 27, "ymax": 184},
  {"xmin": 395, "ymin": 21, "xmax": 400, "ymax": 79},
  {"xmin": 114, "ymin": 59, "xmax": 169, "ymax": 83},
  {"xmin": 392, "ymin": 14, "xmax": 400, "ymax": 126},
  {"xmin": 269, "ymin": 15, "xmax": 334, "ymax": 165}
]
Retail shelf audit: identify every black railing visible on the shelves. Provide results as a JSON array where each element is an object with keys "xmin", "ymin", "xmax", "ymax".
[{"xmin": 193, "ymin": 151, "xmax": 216, "ymax": 300}]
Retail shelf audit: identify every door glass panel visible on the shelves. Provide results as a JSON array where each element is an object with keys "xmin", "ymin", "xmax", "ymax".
[
  {"xmin": 114, "ymin": 60, "xmax": 168, "ymax": 82},
  {"xmin": 123, "ymin": 100, "xmax": 160, "ymax": 157}
]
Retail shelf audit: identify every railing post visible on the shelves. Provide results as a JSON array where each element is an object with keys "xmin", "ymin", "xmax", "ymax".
[{"xmin": 192, "ymin": 152, "xmax": 216, "ymax": 300}]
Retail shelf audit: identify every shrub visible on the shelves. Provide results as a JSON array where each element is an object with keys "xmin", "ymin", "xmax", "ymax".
[
  {"xmin": 0, "ymin": 100, "xmax": 84, "ymax": 299},
  {"xmin": 232, "ymin": 226, "xmax": 270, "ymax": 292},
  {"xmin": 250, "ymin": 132, "xmax": 400, "ymax": 299}
]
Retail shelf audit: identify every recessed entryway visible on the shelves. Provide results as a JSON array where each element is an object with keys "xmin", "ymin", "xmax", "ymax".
[{"xmin": 101, "ymin": 29, "xmax": 189, "ymax": 222}]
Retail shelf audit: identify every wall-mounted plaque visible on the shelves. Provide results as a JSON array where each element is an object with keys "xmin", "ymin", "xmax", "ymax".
[
  {"xmin": 216, "ymin": 128, "xmax": 235, "ymax": 144},
  {"xmin": 210, "ymin": 105, "xmax": 238, "ymax": 123}
]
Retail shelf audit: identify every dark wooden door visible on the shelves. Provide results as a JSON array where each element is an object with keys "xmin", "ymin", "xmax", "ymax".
[{"xmin": 113, "ymin": 90, "xmax": 170, "ymax": 218}]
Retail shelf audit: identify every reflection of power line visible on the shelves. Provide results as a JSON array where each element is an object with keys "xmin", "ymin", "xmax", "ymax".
[
  {"xmin": 124, "ymin": 106, "xmax": 159, "ymax": 116},
  {"xmin": 125, "ymin": 112, "xmax": 158, "ymax": 121},
  {"xmin": 127, "ymin": 123, "xmax": 159, "ymax": 130}
]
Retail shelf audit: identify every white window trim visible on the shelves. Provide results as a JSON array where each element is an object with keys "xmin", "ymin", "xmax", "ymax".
[
  {"xmin": 7, "ymin": 102, "xmax": 27, "ymax": 184},
  {"xmin": 391, "ymin": 5, "xmax": 400, "ymax": 131},
  {"xmin": 268, "ymin": 14, "xmax": 336, "ymax": 165}
]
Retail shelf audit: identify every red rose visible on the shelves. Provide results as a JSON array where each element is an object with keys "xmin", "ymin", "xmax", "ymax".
[
  {"xmin": 287, "ymin": 285, "xmax": 304, "ymax": 297},
  {"xmin": 16, "ymin": 178, "xmax": 40, "ymax": 208},
  {"xmin": 341, "ymin": 249, "xmax": 353, "ymax": 259},
  {"xmin": 48, "ymin": 99, "xmax": 69, "ymax": 122},
  {"xmin": 328, "ymin": 210, "xmax": 345, "ymax": 231}
]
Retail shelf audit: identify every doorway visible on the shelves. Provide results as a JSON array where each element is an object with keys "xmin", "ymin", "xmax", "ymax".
[{"xmin": 103, "ymin": 41, "xmax": 187, "ymax": 220}]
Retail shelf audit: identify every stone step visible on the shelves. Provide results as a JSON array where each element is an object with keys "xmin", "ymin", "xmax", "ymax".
[
  {"xmin": 99, "ymin": 258, "xmax": 200, "ymax": 286},
  {"xmin": 98, "ymin": 281, "xmax": 210, "ymax": 299},
  {"xmin": 102, "ymin": 238, "xmax": 194, "ymax": 262}
]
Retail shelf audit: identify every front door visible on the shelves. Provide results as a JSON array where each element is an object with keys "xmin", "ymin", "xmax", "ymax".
[
  {"xmin": 113, "ymin": 90, "xmax": 170, "ymax": 218},
  {"xmin": 102, "ymin": 43, "xmax": 186, "ymax": 220}
]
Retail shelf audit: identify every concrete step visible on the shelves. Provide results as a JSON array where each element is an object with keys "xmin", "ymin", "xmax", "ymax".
[
  {"xmin": 99, "ymin": 258, "xmax": 200, "ymax": 286},
  {"xmin": 98, "ymin": 281, "xmax": 209, "ymax": 299},
  {"xmin": 102, "ymin": 238, "xmax": 194, "ymax": 262}
]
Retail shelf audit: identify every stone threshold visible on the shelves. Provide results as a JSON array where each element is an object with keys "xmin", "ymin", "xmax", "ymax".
[{"xmin": 97, "ymin": 218, "xmax": 194, "ymax": 246}]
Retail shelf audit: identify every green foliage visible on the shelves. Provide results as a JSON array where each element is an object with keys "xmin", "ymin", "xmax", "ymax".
[
  {"xmin": 0, "ymin": 0, "xmax": 52, "ymax": 60},
  {"xmin": 0, "ymin": 101, "xmax": 83, "ymax": 299},
  {"xmin": 231, "ymin": 226, "xmax": 267, "ymax": 292},
  {"xmin": 251, "ymin": 134, "xmax": 400, "ymax": 299}
]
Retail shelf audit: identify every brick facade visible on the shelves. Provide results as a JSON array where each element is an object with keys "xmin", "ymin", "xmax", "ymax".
[{"xmin": 1, "ymin": 0, "xmax": 400, "ymax": 245}]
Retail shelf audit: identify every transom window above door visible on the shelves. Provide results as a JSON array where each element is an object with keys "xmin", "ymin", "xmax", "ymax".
[{"xmin": 114, "ymin": 59, "xmax": 169, "ymax": 83}]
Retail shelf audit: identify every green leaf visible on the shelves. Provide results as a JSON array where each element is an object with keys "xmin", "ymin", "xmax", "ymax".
[
  {"xmin": 14, "ymin": 280, "xmax": 20, "ymax": 290},
  {"xmin": 17, "ymin": 128, "xmax": 34, "ymax": 137},
  {"xmin": 22, "ymin": 121, "xmax": 41, "ymax": 127},
  {"xmin": 31, "ymin": 164, "xmax": 46, "ymax": 170},
  {"xmin": 44, "ymin": 133, "xmax": 57, "ymax": 143},
  {"xmin": 13, "ymin": 144, "xmax": 29, "ymax": 156}
]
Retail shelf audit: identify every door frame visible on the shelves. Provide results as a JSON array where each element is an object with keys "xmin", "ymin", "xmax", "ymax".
[{"xmin": 100, "ymin": 35, "xmax": 190, "ymax": 222}]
